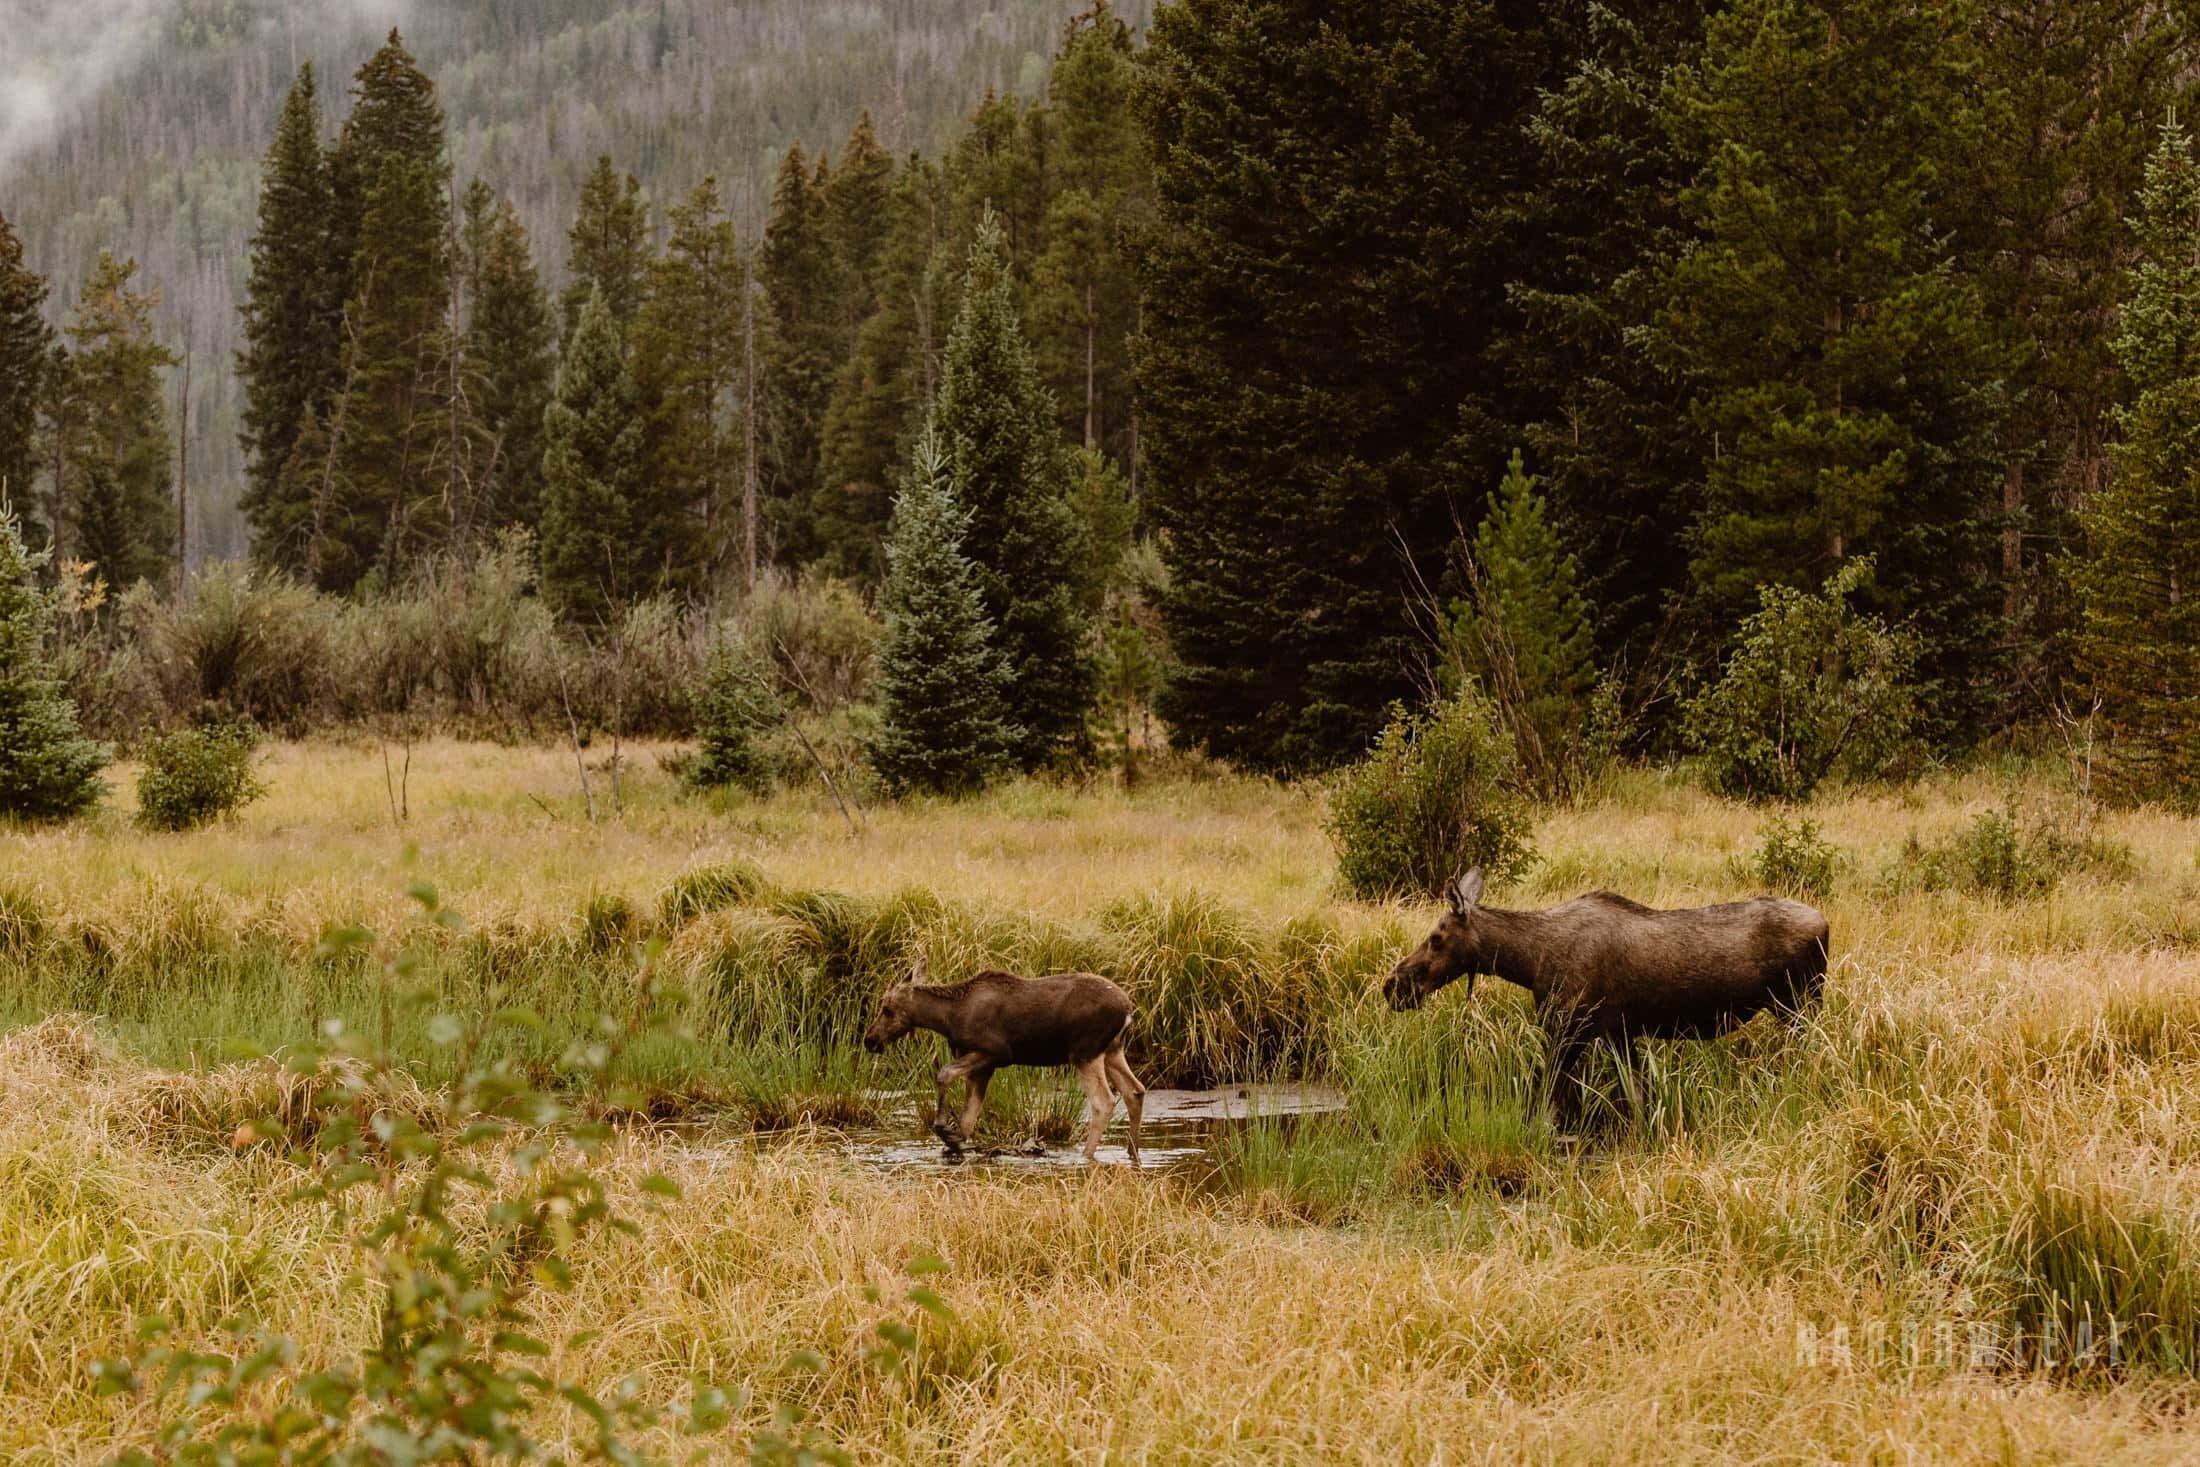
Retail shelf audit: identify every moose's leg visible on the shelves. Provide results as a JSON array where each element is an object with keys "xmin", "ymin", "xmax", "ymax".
[
  {"xmin": 957, "ymin": 1064, "xmax": 995, "ymax": 1146},
  {"xmin": 1105, "ymin": 1048, "xmax": 1145, "ymax": 1165},
  {"xmin": 1546, "ymin": 1028, "xmax": 1590, "ymax": 1134},
  {"xmin": 1074, "ymin": 1058, "xmax": 1117, "ymax": 1163},
  {"xmin": 933, "ymin": 1052, "xmax": 989, "ymax": 1152}
]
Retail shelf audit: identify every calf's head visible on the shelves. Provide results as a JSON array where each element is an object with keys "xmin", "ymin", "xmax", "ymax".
[
  {"xmin": 862, "ymin": 958, "xmax": 927, "ymax": 1053},
  {"xmin": 1384, "ymin": 869, "xmax": 1486, "ymax": 1011}
]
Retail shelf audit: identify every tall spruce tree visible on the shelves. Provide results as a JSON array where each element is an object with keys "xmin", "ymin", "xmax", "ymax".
[
  {"xmin": 1451, "ymin": 450, "xmax": 1599, "ymax": 794},
  {"xmin": 2072, "ymin": 118, "xmax": 2200, "ymax": 806},
  {"xmin": 1661, "ymin": 0, "xmax": 2008, "ymax": 740},
  {"xmin": 816, "ymin": 158, "xmax": 955, "ymax": 581},
  {"xmin": 827, "ymin": 113, "xmax": 897, "ymax": 328},
  {"xmin": 1136, "ymin": 0, "xmax": 1560, "ymax": 771},
  {"xmin": 325, "ymin": 31, "xmax": 446, "ymax": 345},
  {"xmin": 0, "ymin": 506, "xmax": 109, "ymax": 822},
  {"xmin": 935, "ymin": 209, "xmax": 1094, "ymax": 767},
  {"xmin": 237, "ymin": 63, "xmax": 334, "ymax": 571},
  {"xmin": 0, "ymin": 213, "xmax": 52, "ymax": 538},
  {"xmin": 759, "ymin": 143, "xmax": 842, "ymax": 560},
  {"xmin": 562, "ymin": 157, "xmax": 651, "ymax": 340},
  {"xmin": 1503, "ymin": 2, "xmax": 1712, "ymax": 674},
  {"xmin": 539, "ymin": 289, "xmax": 646, "ymax": 625},
  {"xmin": 633, "ymin": 178, "xmax": 743, "ymax": 596},
  {"xmin": 63, "ymin": 252, "xmax": 178, "ymax": 589},
  {"xmin": 1967, "ymin": 0, "xmax": 2197, "ymax": 696},
  {"xmin": 466, "ymin": 193, "xmax": 554, "ymax": 536},
  {"xmin": 870, "ymin": 422, "xmax": 1018, "ymax": 795}
]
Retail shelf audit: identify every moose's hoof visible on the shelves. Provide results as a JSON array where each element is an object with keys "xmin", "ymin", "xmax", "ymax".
[{"xmin": 931, "ymin": 1120, "xmax": 965, "ymax": 1154}]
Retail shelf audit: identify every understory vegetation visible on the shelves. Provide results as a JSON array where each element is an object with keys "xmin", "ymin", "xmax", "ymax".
[{"xmin": 5, "ymin": 742, "xmax": 2200, "ymax": 1459}]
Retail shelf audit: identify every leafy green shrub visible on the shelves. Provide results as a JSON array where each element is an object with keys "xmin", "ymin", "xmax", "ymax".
[
  {"xmin": 686, "ymin": 637, "xmax": 783, "ymax": 795},
  {"xmin": 1684, "ymin": 559, "xmax": 1919, "ymax": 802},
  {"xmin": 126, "ymin": 560, "xmax": 342, "ymax": 736},
  {"xmin": 1327, "ymin": 689, "xmax": 1536, "ymax": 901},
  {"xmin": 134, "ymin": 721, "xmax": 266, "ymax": 831},
  {"xmin": 0, "ymin": 507, "xmax": 112, "ymax": 823},
  {"xmin": 1882, "ymin": 802, "xmax": 2134, "ymax": 899},
  {"xmin": 741, "ymin": 567, "xmax": 882, "ymax": 713},
  {"xmin": 1753, "ymin": 813, "xmax": 1840, "ymax": 900}
]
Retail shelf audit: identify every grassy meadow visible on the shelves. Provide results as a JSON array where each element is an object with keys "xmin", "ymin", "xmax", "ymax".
[{"xmin": 7, "ymin": 740, "xmax": 2200, "ymax": 1460}]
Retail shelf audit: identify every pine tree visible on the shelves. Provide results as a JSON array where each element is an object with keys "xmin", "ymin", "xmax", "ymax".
[
  {"xmin": 467, "ymin": 193, "xmax": 554, "ymax": 535},
  {"xmin": 540, "ymin": 289, "xmax": 646, "ymax": 625},
  {"xmin": 816, "ymin": 158, "xmax": 955, "ymax": 581},
  {"xmin": 2072, "ymin": 118, "xmax": 2200, "ymax": 806},
  {"xmin": 633, "ymin": 178, "xmax": 743, "ymax": 596},
  {"xmin": 308, "ymin": 155, "xmax": 452, "ymax": 591},
  {"xmin": 759, "ymin": 143, "xmax": 842, "ymax": 559},
  {"xmin": 1662, "ymin": 0, "xmax": 2008, "ymax": 740},
  {"xmin": 326, "ymin": 31, "xmax": 447, "ymax": 343},
  {"xmin": 1967, "ymin": 1, "xmax": 2197, "ymax": 692},
  {"xmin": 0, "ymin": 212, "xmax": 52, "ymax": 537},
  {"xmin": 1032, "ymin": 3, "xmax": 1146, "ymax": 459},
  {"xmin": 686, "ymin": 637, "xmax": 781, "ymax": 795},
  {"xmin": 562, "ymin": 157, "xmax": 651, "ymax": 339},
  {"xmin": 237, "ymin": 63, "xmax": 334, "ymax": 571},
  {"xmin": 826, "ymin": 112, "xmax": 897, "ymax": 328},
  {"xmin": 0, "ymin": 505, "xmax": 110, "ymax": 822},
  {"xmin": 1502, "ymin": 3, "xmax": 1713, "ymax": 673},
  {"xmin": 63, "ymin": 252, "xmax": 178, "ymax": 589},
  {"xmin": 1136, "ymin": 0, "xmax": 1561, "ymax": 771},
  {"xmin": 934, "ymin": 209, "xmax": 1094, "ymax": 768},
  {"xmin": 1450, "ymin": 450, "xmax": 1598, "ymax": 795},
  {"xmin": 870, "ymin": 423, "xmax": 1017, "ymax": 796}
]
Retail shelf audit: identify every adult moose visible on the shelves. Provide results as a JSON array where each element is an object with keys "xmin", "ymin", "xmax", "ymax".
[
  {"xmin": 1384, "ymin": 868, "xmax": 1830, "ymax": 1127},
  {"xmin": 863, "ymin": 959, "xmax": 1146, "ymax": 1163}
]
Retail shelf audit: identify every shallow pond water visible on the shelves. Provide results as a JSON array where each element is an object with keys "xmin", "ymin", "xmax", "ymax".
[{"xmin": 691, "ymin": 1083, "xmax": 1348, "ymax": 1174}]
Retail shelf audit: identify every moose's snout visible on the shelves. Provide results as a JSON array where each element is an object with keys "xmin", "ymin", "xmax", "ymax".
[
  {"xmin": 1383, "ymin": 967, "xmax": 1426, "ymax": 1012},
  {"xmin": 863, "ymin": 1032, "xmax": 885, "ymax": 1054}
]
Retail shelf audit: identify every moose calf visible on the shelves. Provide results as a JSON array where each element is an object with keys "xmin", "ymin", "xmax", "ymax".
[
  {"xmin": 863, "ymin": 959, "xmax": 1146, "ymax": 1163},
  {"xmin": 1385, "ymin": 868, "xmax": 1830, "ymax": 1127}
]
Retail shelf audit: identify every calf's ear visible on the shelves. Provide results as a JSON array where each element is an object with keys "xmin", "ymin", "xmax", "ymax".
[
  {"xmin": 907, "ymin": 955, "xmax": 928, "ymax": 985},
  {"xmin": 1449, "ymin": 868, "xmax": 1485, "ymax": 915}
]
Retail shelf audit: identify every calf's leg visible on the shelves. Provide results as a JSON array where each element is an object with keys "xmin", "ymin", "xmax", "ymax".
[
  {"xmin": 958, "ymin": 1064, "xmax": 994, "ymax": 1146},
  {"xmin": 1074, "ymin": 1057, "xmax": 1117, "ymax": 1163},
  {"xmin": 933, "ymin": 1051, "xmax": 990, "ymax": 1153},
  {"xmin": 1104, "ymin": 1048, "xmax": 1145, "ymax": 1164}
]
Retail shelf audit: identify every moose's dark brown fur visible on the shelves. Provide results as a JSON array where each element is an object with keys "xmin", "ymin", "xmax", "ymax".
[
  {"xmin": 1385, "ymin": 869, "xmax": 1830, "ymax": 1126},
  {"xmin": 862, "ymin": 960, "xmax": 1145, "ymax": 1162}
]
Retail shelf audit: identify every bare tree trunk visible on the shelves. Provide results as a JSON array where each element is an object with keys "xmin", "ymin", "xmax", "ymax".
[
  {"xmin": 306, "ymin": 295, "xmax": 366, "ymax": 586},
  {"xmin": 175, "ymin": 312, "xmax": 193, "ymax": 598},
  {"xmin": 1128, "ymin": 296, "xmax": 1143, "ymax": 505},
  {"xmin": 1083, "ymin": 280, "xmax": 1098, "ymax": 450},
  {"xmin": 555, "ymin": 653, "xmax": 597, "ymax": 826},
  {"xmin": 743, "ymin": 249, "xmax": 760, "ymax": 594}
]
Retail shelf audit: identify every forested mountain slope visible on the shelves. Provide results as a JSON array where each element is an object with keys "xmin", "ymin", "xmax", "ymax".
[{"xmin": 1, "ymin": 0, "xmax": 1143, "ymax": 559}]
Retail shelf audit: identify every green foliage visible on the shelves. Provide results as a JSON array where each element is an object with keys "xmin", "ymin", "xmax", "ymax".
[
  {"xmin": 0, "ymin": 211, "xmax": 54, "ymax": 531},
  {"xmin": 1326, "ymin": 689, "xmax": 1536, "ymax": 902},
  {"xmin": 658, "ymin": 859, "xmax": 771, "ymax": 927},
  {"xmin": 760, "ymin": 143, "xmax": 844, "ymax": 560},
  {"xmin": 1138, "ymin": 0, "xmax": 1562, "ymax": 773},
  {"xmin": 2072, "ymin": 118, "xmax": 2200, "ymax": 810},
  {"xmin": 1882, "ymin": 802, "xmax": 2133, "ymax": 901},
  {"xmin": 464, "ymin": 187, "xmax": 556, "ymax": 537},
  {"xmin": 540, "ymin": 289, "xmax": 646, "ymax": 623},
  {"xmin": 1661, "ymin": 0, "xmax": 2006, "ymax": 735},
  {"xmin": 561, "ymin": 155, "xmax": 650, "ymax": 338},
  {"xmin": 135, "ymin": 721, "xmax": 268, "ymax": 832},
  {"xmin": 1751, "ymin": 813, "xmax": 1839, "ymax": 901},
  {"xmin": 237, "ymin": 64, "xmax": 335, "ymax": 566},
  {"xmin": 1449, "ymin": 449, "xmax": 1600, "ymax": 798},
  {"xmin": 869, "ymin": 422, "xmax": 1019, "ymax": 797},
  {"xmin": 687, "ymin": 637, "xmax": 784, "ymax": 796},
  {"xmin": 0, "ymin": 507, "xmax": 111, "ymax": 822},
  {"xmin": 60, "ymin": 251, "xmax": 179, "ymax": 588},
  {"xmin": 1683, "ymin": 560, "xmax": 1919, "ymax": 803},
  {"xmin": 934, "ymin": 208, "xmax": 1095, "ymax": 768}
]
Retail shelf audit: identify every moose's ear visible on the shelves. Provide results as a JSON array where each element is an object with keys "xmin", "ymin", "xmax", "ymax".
[
  {"xmin": 1449, "ymin": 868, "xmax": 1485, "ymax": 916},
  {"xmin": 907, "ymin": 956, "xmax": 928, "ymax": 985}
]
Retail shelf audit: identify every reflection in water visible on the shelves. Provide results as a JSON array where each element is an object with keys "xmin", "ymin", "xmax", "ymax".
[{"xmin": 834, "ymin": 1083, "xmax": 1349, "ymax": 1174}]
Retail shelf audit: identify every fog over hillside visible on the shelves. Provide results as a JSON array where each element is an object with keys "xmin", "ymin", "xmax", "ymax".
[{"xmin": 1, "ymin": 0, "xmax": 1143, "ymax": 561}]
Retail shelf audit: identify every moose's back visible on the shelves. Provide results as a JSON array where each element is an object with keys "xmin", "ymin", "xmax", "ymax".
[{"xmin": 1545, "ymin": 893, "xmax": 1830, "ymax": 1038}]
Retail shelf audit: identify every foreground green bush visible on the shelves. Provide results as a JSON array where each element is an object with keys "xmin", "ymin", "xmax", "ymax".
[
  {"xmin": 135, "ymin": 722, "xmax": 266, "ymax": 831},
  {"xmin": 1327, "ymin": 690, "xmax": 1535, "ymax": 901}
]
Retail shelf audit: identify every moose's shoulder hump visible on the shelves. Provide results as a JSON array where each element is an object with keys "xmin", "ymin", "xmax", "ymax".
[{"xmin": 1578, "ymin": 890, "xmax": 1658, "ymax": 915}]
